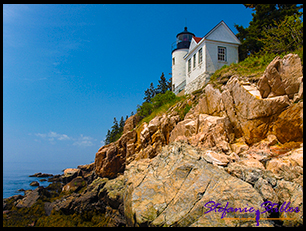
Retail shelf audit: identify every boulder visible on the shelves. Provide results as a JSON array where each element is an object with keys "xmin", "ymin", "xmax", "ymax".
[
  {"xmin": 230, "ymin": 140, "xmax": 249, "ymax": 154},
  {"xmin": 274, "ymin": 180, "xmax": 303, "ymax": 226},
  {"xmin": 98, "ymin": 175, "xmax": 125, "ymax": 210},
  {"xmin": 254, "ymin": 177, "xmax": 279, "ymax": 204},
  {"xmin": 124, "ymin": 142, "xmax": 268, "ymax": 227},
  {"xmin": 258, "ymin": 54, "xmax": 303, "ymax": 99},
  {"xmin": 266, "ymin": 147, "xmax": 303, "ymax": 183},
  {"xmin": 293, "ymin": 80, "xmax": 303, "ymax": 102},
  {"xmin": 203, "ymin": 84, "xmax": 225, "ymax": 116},
  {"xmin": 30, "ymin": 181, "xmax": 40, "ymax": 186},
  {"xmin": 169, "ymin": 118, "xmax": 198, "ymax": 143},
  {"xmin": 69, "ymin": 177, "xmax": 108, "ymax": 213},
  {"xmin": 271, "ymin": 101, "xmax": 303, "ymax": 144},
  {"xmin": 224, "ymin": 76, "xmax": 290, "ymax": 144},
  {"xmin": 148, "ymin": 116, "xmax": 161, "ymax": 135},
  {"xmin": 140, "ymin": 123, "xmax": 150, "ymax": 143},
  {"xmin": 63, "ymin": 168, "xmax": 79, "ymax": 175},
  {"xmin": 62, "ymin": 168, "xmax": 80, "ymax": 184},
  {"xmin": 95, "ymin": 129, "xmax": 138, "ymax": 178},
  {"xmin": 123, "ymin": 114, "xmax": 141, "ymax": 134},
  {"xmin": 62, "ymin": 176, "xmax": 86, "ymax": 193},
  {"xmin": 202, "ymin": 150, "xmax": 230, "ymax": 166},
  {"xmin": 170, "ymin": 113, "xmax": 232, "ymax": 152},
  {"xmin": 16, "ymin": 187, "xmax": 43, "ymax": 208},
  {"xmin": 29, "ymin": 172, "xmax": 53, "ymax": 178},
  {"xmin": 95, "ymin": 142, "xmax": 125, "ymax": 179}
]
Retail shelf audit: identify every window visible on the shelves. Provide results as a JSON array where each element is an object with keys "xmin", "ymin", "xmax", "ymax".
[
  {"xmin": 218, "ymin": 46, "xmax": 227, "ymax": 61},
  {"xmin": 188, "ymin": 58, "xmax": 191, "ymax": 73},
  {"xmin": 172, "ymin": 57, "xmax": 175, "ymax": 66},
  {"xmin": 193, "ymin": 54, "xmax": 196, "ymax": 69},
  {"xmin": 198, "ymin": 48, "xmax": 203, "ymax": 64}
]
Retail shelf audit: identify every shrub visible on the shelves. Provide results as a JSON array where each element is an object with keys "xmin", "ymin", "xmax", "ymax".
[
  {"xmin": 151, "ymin": 91, "xmax": 176, "ymax": 108},
  {"xmin": 137, "ymin": 90, "xmax": 179, "ymax": 122},
  {"xmin": 137, "ymin": 101, "xmax": 153, "ymax": 119}
]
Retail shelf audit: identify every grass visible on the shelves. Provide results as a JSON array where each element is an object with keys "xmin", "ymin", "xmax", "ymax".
[
  {"xmin": 209, "ymin": 46, "xmax": 303, "ymax": 89},
  {"xmin": 138, "ymin": 94, "xmax": 186, "ymax": 125}
]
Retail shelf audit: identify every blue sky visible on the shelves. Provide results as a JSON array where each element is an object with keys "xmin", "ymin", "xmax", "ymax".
[{"xmin": 3, "ymin": 4, "xmax": 253, "ymax": 167}]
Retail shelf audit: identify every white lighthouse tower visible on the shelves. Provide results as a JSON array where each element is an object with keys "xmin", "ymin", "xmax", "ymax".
[{"xmin": 171, "ymin": 27, "xmax": 195, "ymax": 94}]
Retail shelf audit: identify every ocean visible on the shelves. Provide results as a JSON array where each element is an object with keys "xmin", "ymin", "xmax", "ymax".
[{"xmin": 3, "ymin": 161, "xmax": 92, "ymax": 199}]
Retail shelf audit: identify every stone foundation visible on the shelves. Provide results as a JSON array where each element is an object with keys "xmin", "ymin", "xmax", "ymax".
[{"xmin": 185, "ymin": 72, "xmax": 213, "ymax": 94}]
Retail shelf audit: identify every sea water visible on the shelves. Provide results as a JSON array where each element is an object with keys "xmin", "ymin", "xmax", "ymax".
[{"xmin": 3, "ymin": 161, "xmax": 91, "ymax": 199}]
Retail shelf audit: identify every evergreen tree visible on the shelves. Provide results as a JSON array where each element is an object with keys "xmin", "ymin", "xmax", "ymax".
[
  {"xmin": 119, "ymin": 116, "xmax": 125, "ymax": 134},
  {"xmin": 260, "ymin": 14, "xmax": 303, "ymax": 54},
  {"xmin": 168, "ymin": 77, "xmax": 173, "ymax": 92},
  {"xmin": 156, "ymin": 72, "xmax": 170, "ymax": 94},
  {"xmin": 109, "ymin": 117, "xmax": 119, "ymax": 142},
  {"xmin": 105, "ymin": 129, "xmax": 111, "ymax": 145},
  {"xmin": 235, "ymin": 4, "xmax": 302, "ymax": 60},
  {"xmin": 144, "ymin": 82, "xmax": 156, "ymax": 103}
]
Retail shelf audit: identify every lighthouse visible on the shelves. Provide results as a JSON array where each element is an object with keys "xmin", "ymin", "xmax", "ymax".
[{"xmin": 171, "ymin": 27, "xmax": 195, "ymax": 94}]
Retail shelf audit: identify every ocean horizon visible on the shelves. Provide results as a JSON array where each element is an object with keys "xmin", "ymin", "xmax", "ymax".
[{"xmin": 3, "ymin": 160, "xmax": 94, "ymax": 199}]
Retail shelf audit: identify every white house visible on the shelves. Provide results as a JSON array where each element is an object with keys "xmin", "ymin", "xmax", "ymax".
[{"xmin": 171, "ymin": 21, "xmax": 241, "ymax": 95}]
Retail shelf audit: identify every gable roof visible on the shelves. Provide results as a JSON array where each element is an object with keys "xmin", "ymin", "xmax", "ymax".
[
  {"xmin": 188, "ymin": 36, "xmax": 203, "ymax": 52},
  {"xmin": 184, "ymin": 21, "xmax": 240, "ymax": 60},
  {"xmin": 193, "ymin": 36, "xmax": 202, "ymax": 43},
  {"xmin": 203, "ymin": 20, "xmax": 241, "ymax": 45}
]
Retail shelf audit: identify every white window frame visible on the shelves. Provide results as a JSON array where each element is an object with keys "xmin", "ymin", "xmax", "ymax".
[
  {"xmin": 188, "ymin": 58, "xmax": 191, "ymax": 74},
  {"xmin": 193, "ymin": 53, "xmax": 196, "ymax": 69},
  {"xmin": 198, "ymin": 48, "xmax": 203, "ymax": 65},
  {"xmin": 218, "ymin": 46, "xmax": 227, "ymax": 62}
]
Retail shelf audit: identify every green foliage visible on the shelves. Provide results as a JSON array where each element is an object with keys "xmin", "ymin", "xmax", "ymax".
[
  {"xmin": 35, "ymin": 210, "xmax": 110, "ymax": 227},
  {"xmin": 143, "ymin": 73, "xmax": 172, "ymax": 103},
  {"xmin": 3, "ymin": 183, "xmax": 112, "ymax": 227},
  {"xmin": 137, "ymin": 101, "xmax": 153, "ymax": 118},
  {"xmin": 260, "ymin": 14, "xmax": 303, "ymax": 54},
  {"xmin": 143, "ymin": 82, "xmax": 156, "ymax": 103},
  {"xmin": 235, "ymin": 4, "xmax": 302, "ymax": 61},
  {"xmin": 137, "ymin": 90, "xmax": 179, "ymax": 122},
  {"xmin": 183, "ymin": 104, "xmax": 192, "ymax": 117},
  {"xmin": 104, "ymin": 72, "xmax": 172, "ymax": 145},
  {"xmin": 151, "ymin": 91, "xmax": 176, "ymax": 108},
  {"xmin": 156, "ymin": 72, "xmax": 171, "ymax": 94},
  {"xmin": 209, "ymin": 46, "xmax": 303, "ymax": 88},
  {"xmin": 105, "ymin": 116, "xmax": 126, "ymax": 145}
]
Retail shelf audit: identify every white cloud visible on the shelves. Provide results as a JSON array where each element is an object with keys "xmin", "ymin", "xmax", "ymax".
[
  {"xmin": 35, "ymin": 133, "xmax": 47, "ymax": 138},
  {"xmin": 58, "ymin": 134, "xmax": 70, "ymax": 140},
  {"xmin": 73, "ymin": 134, "xmax": 96, "ymax": 147},
  {"xmin": 32, "ymin": 131, "xmax": 97, "ymax": 147},
  {"xmin": 34, "ymin": 131, "xmax": 71, "ymax": 143}
]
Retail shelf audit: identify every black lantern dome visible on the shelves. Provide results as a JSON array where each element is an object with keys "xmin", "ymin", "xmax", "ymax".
[{"xmin": 172, "ymin": 27, "xmax": 195, "ymax": 52}]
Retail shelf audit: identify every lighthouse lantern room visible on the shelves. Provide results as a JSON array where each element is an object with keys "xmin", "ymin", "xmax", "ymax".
[{"xmin": 171, "ymin": 27, "xmax": 195, "ymax": 94}]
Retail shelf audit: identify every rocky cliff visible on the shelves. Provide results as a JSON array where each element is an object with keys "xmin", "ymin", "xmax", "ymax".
[
  {"xmin": 94, "ymin": 53, "xmax": 303, "ymax": 227},
  {"xmin": 4, "ymin": 54, "xmax": 303, "ymax": 227}
]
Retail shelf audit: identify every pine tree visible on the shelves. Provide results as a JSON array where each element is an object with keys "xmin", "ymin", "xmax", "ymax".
[
  {"xmin": 109, "ymin": 117, "xmax": 119, "ymax": 143},
  {"xmin": 168, "ymin": 77, "xmax": 172, "ymax": 92},
  {"xmin": 119, "ymin": 116, "xmax": 125, "ymax": 134},
  {"xmin": 144, "ymin": 82, "xmax": 156, "ymax": 103},
  {"xmin": 260, "ymin": 14, "xmax": 303, "ymax": 54},
  {"xmin": 156, "ymin": 73, "xmax": 170, "ymax": 94},
  {"xmin": 235, "ymin": 4, "xmax": 302, "ymax": 60},
  {"xmin": 105, "ymin": 129, "xmax": 111, "ymax": 145}
]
